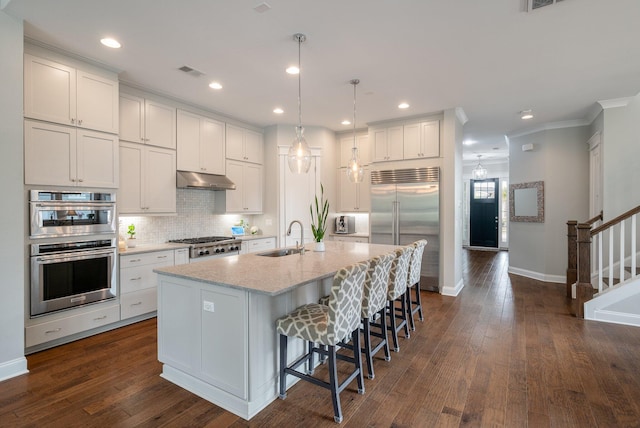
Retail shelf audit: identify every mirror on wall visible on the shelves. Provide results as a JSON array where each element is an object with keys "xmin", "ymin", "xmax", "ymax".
[{"xmin": 510, "ymin": 181, "xmax": 544, "ymax": 222}]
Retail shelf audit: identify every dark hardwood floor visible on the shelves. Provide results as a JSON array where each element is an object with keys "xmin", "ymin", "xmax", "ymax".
[{"xmin": 3, "ymin": 249, "xmax": 640, "ymax": 427}]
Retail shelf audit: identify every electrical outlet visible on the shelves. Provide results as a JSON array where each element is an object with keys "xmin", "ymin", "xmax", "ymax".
[{"xmin": 203, "ymin": 300, "xmax": 215, "ymax": 312}]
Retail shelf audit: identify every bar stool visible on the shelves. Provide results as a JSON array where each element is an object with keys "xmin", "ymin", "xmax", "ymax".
[
  {"xmin": 320, "ymin": 252, "xmax": 395, "ymax": 379},
  {"xmin": 386, "ymin": 246, "xmax": 413, "ymax": 352},
  {"xmin": 276, "ymin": 261, "xmax": 368, "ymax": 423},
  {"xmin": 406, "ymin": 239, "xmax": 428, "ymax": 331}
]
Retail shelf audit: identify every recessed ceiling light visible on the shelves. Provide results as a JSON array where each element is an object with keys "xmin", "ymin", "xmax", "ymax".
[
  {"xmin": 273, "ymin": 107, "xmax": 284, "ymax": 114},
  {"xmin": 520, "ymin": 109, "xmax": 533, "ymax": 120},
  {"xmin": 463, "ymin": 140, "xmax": 476, "ymax": 146},
  {"xmin": 398, "ymin": 102, "xmax": 410, "ymax": 109},
  {"xmin": 100, "ymin": 38, "xmax": 121, "ymax": 49},
  {"xmin": 286, "ymin": 66, "xmax": 299, "ymax": 75},
  {"xmin": 209, "ymin": 82, "xmax": 222, "ymax": 90},
  {"xmin": 341, "ymin": 120, "xmax": 351, "ymax": 125}
]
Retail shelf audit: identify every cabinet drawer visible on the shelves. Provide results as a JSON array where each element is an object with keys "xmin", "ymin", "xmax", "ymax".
[
  {"xmin": 120, "ymin": 265, "xmax": 157, "ymax": 293},
  {"xmin": 245, "ymin": 238, "xmax": 276, "ymax": 253},
  {"xmin": 121, "ymin": 288, "xmax": 157, "ymax": 319},
  {"xmin": 26, "ymin": 304, "xmax": 120, "ymax": 347},
  {"xmin": 120, "ymin": 250, "xmax": 174, "ymax": 267}
]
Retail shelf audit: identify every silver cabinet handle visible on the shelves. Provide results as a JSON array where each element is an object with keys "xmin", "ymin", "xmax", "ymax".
[
  {"xmin": 78, "ymin": 119, "xmax": 83, "ymax": 125},
  {"xmin": 70, "ymin": 118, "xmax": 75, "ymax": 124},
  {"xmin": 156, "ymin": 255, "xmax": 167, "ymax": 259},
  {"xmin": 45, "ymin": 328, "xmax": 62, "ymax": 334},
  {"xmin": 93, "ymin": 315, "xmax": 107, "ymax": 321},
  {"xmin": 130, "ymin": 276, "xmax": 142, "ymax": 281},
  {"xmin": 131, "ymin": 302, "xmax": 142, "ymax": 306},
  {"xmin": 129, "ymin": 259, "xmax": 141, "ymax": 263}
]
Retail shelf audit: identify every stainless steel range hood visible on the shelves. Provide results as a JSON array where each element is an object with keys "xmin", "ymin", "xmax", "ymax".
[{"xmin": 176, "ymin": 171, "xmax": 236, "ymax": 191}]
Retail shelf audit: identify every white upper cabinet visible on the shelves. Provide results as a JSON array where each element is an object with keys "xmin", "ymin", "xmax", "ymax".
[
  {"xmin": 224, "ymin": 160, "xmax": 263, "ymax": 213},
  {"xmin": 177, "ymin": 109, "xmax": 225, "ymax": 174},
  {"xmin": 403, "ymin": 120, "xmax": 440, "ymax": 159},
  {"xmin": 372, "ymin": 125, "xmax": 403, "ymax": 162},
  {"xmin": 119, "ymin": 94, "xmax": 176, "ymax": 149},
  {"xmin": 24, "ymin": 119, "xmax": 118, "ymax": 188},
  {"xmin": 339, "ymin": 134, "xmax": 370, "ymax": 167},
  {"xmin": 337, "ymin": 168, "xmax": 370, "ymax": 212},
  {"xmin": 119, "ymin": 142, "xmax": 176, "ymax": 214},
  {"xmin": 24, "ymin": 54, "xmax": 118, "ymax": 134},
  {"xmin": 226, "ymin": 124, "xmax": 263, "ymax": 164}
]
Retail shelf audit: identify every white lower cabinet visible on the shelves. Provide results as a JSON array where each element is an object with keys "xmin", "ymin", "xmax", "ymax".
[
  {"xmin": 241, "ymin": 237, "xmax": 276, "ymax": 254},
  {"xmin": 25, "ymin": 304, "xmax": 120, "ymax": 348},
  {"xmin": 120, "ymin": 249, "xmax": 175, "ymax": 320}
]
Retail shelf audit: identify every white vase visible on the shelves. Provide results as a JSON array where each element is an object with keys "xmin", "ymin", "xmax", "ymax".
[
  {"xmin": 314, "ymin": 241, "xmax": 325, "ymax": 252},
  {"xmin": 127, "ymin": 238, "xmax": 137, "ymax": 248}
]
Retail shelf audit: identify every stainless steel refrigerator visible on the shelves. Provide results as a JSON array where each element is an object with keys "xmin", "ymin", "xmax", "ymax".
[{"xmin": 370, "ymin": 167, "xmax": 440, "ymax": 291}]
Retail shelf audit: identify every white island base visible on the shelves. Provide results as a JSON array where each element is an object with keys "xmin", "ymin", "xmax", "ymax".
[{"xmin": 154, "ymin": 242, "xmax": 400, "ymax": 420}]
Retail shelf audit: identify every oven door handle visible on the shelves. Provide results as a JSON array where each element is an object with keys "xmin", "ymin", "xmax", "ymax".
[
  {"xmin": 33, "ymin": 202, "xmax": 114, "ymax": 209},
  {"xmin": 33, "ymin": 248, "xmax": 115, "ymax": 263}
]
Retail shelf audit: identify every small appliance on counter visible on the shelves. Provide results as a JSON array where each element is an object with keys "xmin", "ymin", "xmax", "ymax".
[{"xmin": 335, "ymin": 215, "xmax": 356, "ymax": 234}]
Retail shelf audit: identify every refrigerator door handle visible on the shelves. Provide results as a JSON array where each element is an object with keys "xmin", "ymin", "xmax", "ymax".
[{"xmin": 392, "ymin": 201, "xmax": 399, "ymax": 245}]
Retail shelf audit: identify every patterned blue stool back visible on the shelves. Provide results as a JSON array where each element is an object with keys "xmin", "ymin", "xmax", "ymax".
[
  {"xmin": 387, "ymin": 246, "xmax": 413, "ymax": 300},
  {"xmin": 408, "ymin": 240, "xmax": 428, "ymax": 286},
  {"xmin": 362, "ymin": 253, "xmax": 395, "ymax": 318},
  {"xmin": 326, "ymin": 261, "xmax": 368, "ymax": 344}
]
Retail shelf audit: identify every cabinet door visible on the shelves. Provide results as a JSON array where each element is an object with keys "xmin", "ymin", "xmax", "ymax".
[
  {"xmin": 176, "ymin": 109, "xmax": 201, "ymax": 172},
  {"xmin": 387, "ymin": 126, "xmax": 404, "ymax": 160},
  {"xmin": 119, "ymin": 142, "xmax": 144, "ymax": 213},
  {"xmin": 76, "ymin": 129, "xmax": 119, "ymax": 188},
  {"xmin": 145, "ymin": 99, "xmax": 176, "ymax": 149},
  {"xmin": 144, "ymin": 146, "xmax": 176, "ymax": 213},
  {"xmin": 243, "ymin": 129, "xmax": 263, "ymax": 164},
  {"xmin": 357, "ymin": 134, "xmax": 371, "ymax": 166},
  {"xmin": 225, "ymin": 124, "xmax": 245, "ymax": 161},
  {"xmin": 358, "ymin": 169, "xmax": 371, "ymax": 212},
  {"xmin": 421, "ymin": 120, "xmax": 440, "ymax": 158},
  {"xmin": 403, "ymin": 123, "xmax": 421, "ymax": 159},
  {"xmin": 201, "ymin": 118, "xmax": 225, "ymax": 174},
  {"xmin": 24, "ymin": 54, "xmax": 76, "ymax": 126},
  {"xmin": 76, "ymin": 70, "xmax": 119, "ymax": 134},
  {"xmin": 244, "ymin": 163, "xmax": 263, "ymax": 212},
  {"xmin": 338, "ymin": 168, "xmax": 357, "ymax": 211},
  {"xmin": 119, "ymin": 94, "xmax": 144, "ymax": 144},
  {"xmin": 224, "ymin": 160, "xmax": 244, "ymax": 212},
  {"xmin": 371, "ymin": 128, "xmax": 388, "ymax": 162},
  {"xmin": 24, "ymin": 120, "xmax": 76, "ymax": 186}
]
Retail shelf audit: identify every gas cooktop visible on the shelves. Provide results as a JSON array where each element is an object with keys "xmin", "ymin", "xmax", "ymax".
[{"xmin": 168, "ymin": 236, "xmax": 242, "ymax": 259}]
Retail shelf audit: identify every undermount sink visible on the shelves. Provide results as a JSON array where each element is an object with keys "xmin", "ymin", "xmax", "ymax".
[{"xmin": 257, "ymin": 248, "xmax": 303, "ymax": 257}]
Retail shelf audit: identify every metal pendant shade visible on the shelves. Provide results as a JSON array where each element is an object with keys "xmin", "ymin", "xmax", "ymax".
[
  {"xmin": 287, "ymin": 33, "xmax": 312, "ymax": 174},
  {"xmin": 347, "ymin": 79, "xmax": 364, "ymax": 183}
]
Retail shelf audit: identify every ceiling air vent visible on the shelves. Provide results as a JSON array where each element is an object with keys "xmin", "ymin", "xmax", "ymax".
[
  {"xmin": 527, "ymin": 0, "xmax": 564, "ymax": 12},
  {"xmin": 178, "ymin": 65, "xmax": 205, "ymax": 78}
]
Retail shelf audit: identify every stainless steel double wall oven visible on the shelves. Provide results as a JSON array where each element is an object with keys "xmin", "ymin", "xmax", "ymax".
[{"xmin": 29, "ymin": 190, "xmax": 117, "ymax": 317}]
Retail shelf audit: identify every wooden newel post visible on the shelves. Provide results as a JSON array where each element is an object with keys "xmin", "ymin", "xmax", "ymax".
[
  {"xmin": 566, "ymin": 220, "xmax": 578, "ymax": 299},
  {"xmin": 575, "ymin": 223, "xmax": 595, "ymax": 318}
]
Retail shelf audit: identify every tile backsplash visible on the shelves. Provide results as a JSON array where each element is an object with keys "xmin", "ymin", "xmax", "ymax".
[{"xmin": 118, "ymin": 189, "xmax": 253, "ymax": 245}]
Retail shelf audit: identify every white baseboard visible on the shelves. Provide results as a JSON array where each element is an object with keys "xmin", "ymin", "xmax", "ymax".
[
  {"xmin": 0, "ymin": 357, "xmax": 28, "ymax": 382},
  {"xmin": 508, "ymin": 266, "xmax": 565, "ymax": 284},
  {"xmin": 441, "ymin": 278, "xmax": 464, "ymax": 296},
  {"xmin": 588, "ymin": 309, "xmax": 640, "ymax": 327}
]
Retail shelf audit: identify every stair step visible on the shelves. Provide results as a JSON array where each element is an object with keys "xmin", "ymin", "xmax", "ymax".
[
  {"xmin": 625, "ymin": 266, "xmax": 640, "ymax": 275},
  {"xmin": 602, "ymin": 277, "xmax": 622, "ymax": 286}
]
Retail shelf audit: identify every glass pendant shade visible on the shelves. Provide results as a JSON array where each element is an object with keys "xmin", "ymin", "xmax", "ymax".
[
  {"xmin": 472, "ymin": 155, "xmax": 488, "ymax": 179},
  {"xmin": 347, "ymin": 147, "xmax": 364, "ymax": 182},
  {"xmin": 287, "ymin": 126, "xmax": 312, "ymax": 174},
  {"xmin": 288, "ymin": 33, "xmax": 312, "ymax": 174}
]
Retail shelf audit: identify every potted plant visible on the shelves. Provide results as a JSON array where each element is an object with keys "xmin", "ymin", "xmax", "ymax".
[
  {"xmin": 310, "ymin": 183, "xmax": 329, "ymax": 252},
  {"xmin": 126, "ymin": 224, "xmax": 137, "ymax": 248}
]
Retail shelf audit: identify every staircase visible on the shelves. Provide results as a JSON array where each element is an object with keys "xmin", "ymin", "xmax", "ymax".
[{"xmin": 567, "ymin": 206, "xmax": 640, "ymax": 325}]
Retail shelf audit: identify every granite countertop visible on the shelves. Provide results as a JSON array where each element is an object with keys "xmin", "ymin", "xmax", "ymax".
[
  {"xmin": 236, "ymin": 235, "xmax": 276, "ymax": 241},
  {"xmin": 154, "ymin": 241, "xmax": 400, "ymax": 296},
  {"xmin": 119, "ymin": 242, "xmax": 191, "ymax": 256},
  {"xmin": 328, "ymin": 232, "xmax": 370, "ymax": 238}
]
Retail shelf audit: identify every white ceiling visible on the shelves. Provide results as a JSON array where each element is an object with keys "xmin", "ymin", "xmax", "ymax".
[{"xmin": 4, "ymin": 0, "xmax": 640, "ymax": 162}]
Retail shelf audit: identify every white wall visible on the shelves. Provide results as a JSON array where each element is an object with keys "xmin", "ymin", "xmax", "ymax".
[
  {"xmin": 0, "ymin": 10, "xmax": 27, "ymax": 381},
  {"xmin": 508, "ymin": 126, "xmax": 590, "ymax": 282},
  {"xmin": 602, "ymin": 93, "xmax": 640, "ymax": 220}
]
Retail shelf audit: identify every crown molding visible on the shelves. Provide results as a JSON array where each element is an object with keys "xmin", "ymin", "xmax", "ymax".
[
  {"xmin": 598, "ymin": 97, "xmax": 632, "ymax": 109},
  {"xmin": 508, "ymin": 119, "xmax": 590, "ymax": 139}
]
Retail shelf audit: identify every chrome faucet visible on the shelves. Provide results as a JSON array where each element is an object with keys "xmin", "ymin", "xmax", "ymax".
[{"xmin": 286, "ymin": 220, "xmax": 305, "ymax": 255}]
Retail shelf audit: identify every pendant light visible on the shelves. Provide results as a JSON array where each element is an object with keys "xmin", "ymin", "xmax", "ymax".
[
  {"xmin": 347, "ymin": 79, "xmax": 364, "ymax": 183},
  {"xmin": 472, "ymin": 154, "xmax": 488, "ymax": 180},
  {"xmin": 287, "ymin": 33, "xmax": 312, "ymax": 174}
]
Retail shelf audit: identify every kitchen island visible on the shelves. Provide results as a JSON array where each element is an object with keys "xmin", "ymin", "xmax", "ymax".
[{"xmin": 154, "ymin": 241, "xmax": 400, "ymax": 420}]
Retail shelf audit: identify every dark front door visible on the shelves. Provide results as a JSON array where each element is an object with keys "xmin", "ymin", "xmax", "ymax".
[{"xmin": 470, "ymin": 178, "xmax": 499, "ymax": 248}]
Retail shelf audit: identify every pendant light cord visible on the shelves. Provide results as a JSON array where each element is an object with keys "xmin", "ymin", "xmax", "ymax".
[
  {"xmin": 297, "ymin": 35, "xmax": 302, "ymax": 129},
  {"xmin": 352, "ymin": 80, "xmax": 357, "ymax": 147}
]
